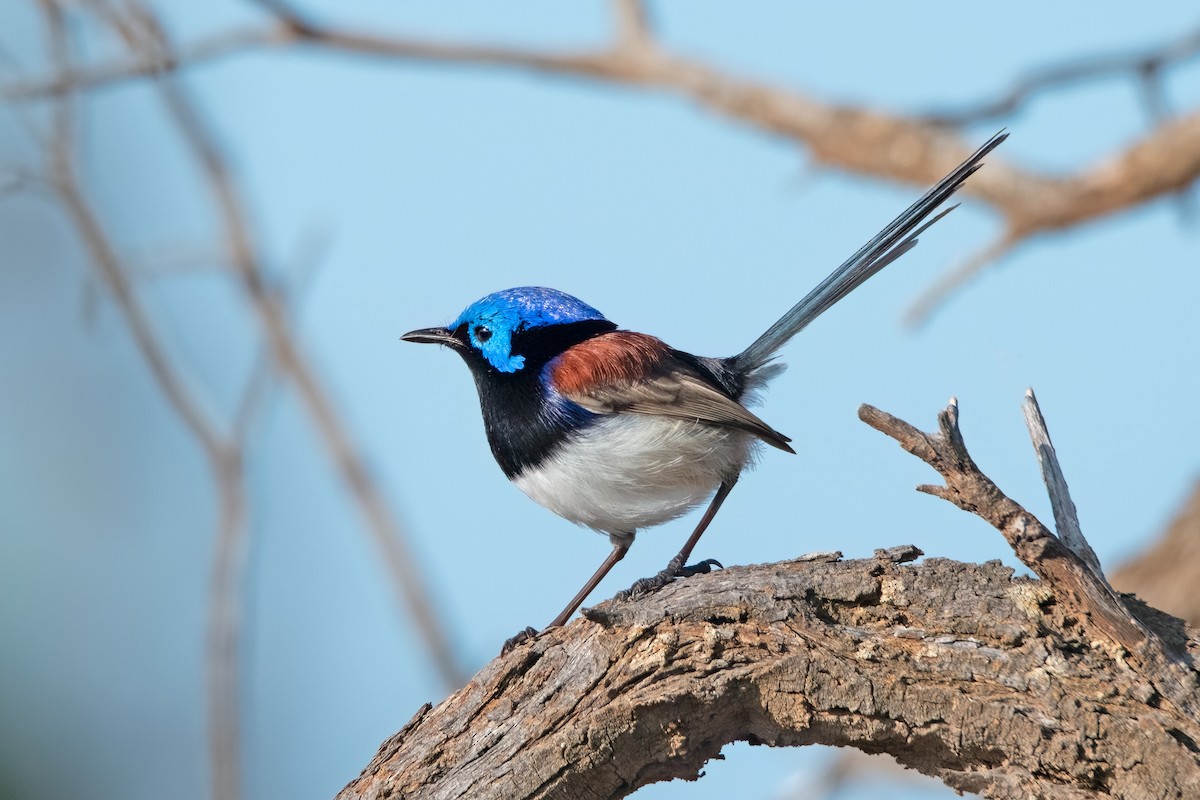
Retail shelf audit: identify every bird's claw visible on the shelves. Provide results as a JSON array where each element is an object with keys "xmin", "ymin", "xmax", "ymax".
[
  {"xmin": 677, "ymin": 557, "xmax": 723, "ymax": 577},
  {"xmin": 500, "ymin": 625, "xmax": 539, "ymax": 655},
  {"xmin": 615, "ymin": 557, "xmax": 724, "ymax": 601}
]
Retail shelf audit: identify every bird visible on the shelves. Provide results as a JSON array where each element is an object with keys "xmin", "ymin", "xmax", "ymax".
[{"xmin": 402, "ymin": 132, "xmax": 1006, "ymax": 651}]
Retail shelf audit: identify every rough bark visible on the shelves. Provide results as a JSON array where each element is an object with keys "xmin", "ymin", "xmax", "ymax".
[
  {"xmin": 337, "ymin": 397, "xmax": 1200, "ymax": 799},
  {"xmin": 338, "ymin": 549, "xmax": 1200, "ymax": 800}
]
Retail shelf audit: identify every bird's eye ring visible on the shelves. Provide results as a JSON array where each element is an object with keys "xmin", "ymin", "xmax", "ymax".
[{"xmin": 474, "ymin": 325, "xmax": 492, "ymax": 343}]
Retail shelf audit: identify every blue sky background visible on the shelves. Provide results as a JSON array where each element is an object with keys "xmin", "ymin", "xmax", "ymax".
[{"xmin": 2, "ymin": 2, "xmax": 1199, "ymax": 799}]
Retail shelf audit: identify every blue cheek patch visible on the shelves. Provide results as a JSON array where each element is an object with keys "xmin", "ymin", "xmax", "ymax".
[
  {"xmin": 451, "ymin": 286, "xmax": 609, "ymax": 374},
  {"xmin": 472, "ymin": 320, "xmax": 525, "ymax": 373}
]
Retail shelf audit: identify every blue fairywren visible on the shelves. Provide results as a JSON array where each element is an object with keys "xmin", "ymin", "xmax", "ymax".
[{"xmin": 403, "ymin": 132, "xmax": 1005, "ymax": 650}]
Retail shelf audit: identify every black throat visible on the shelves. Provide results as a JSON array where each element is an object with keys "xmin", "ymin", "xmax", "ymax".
[{"xmin": 459, "ymin": 319, "xmax": 616, "ymax": 477}]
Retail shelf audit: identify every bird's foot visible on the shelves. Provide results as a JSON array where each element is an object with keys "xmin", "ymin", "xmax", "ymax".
[
  {"xmin": 500, "ymin": 626, "xmax": 539, "ymax": 656},
  {"xmin": 616, "ymin": 556, "xmax": 723, "ymax": 601}
]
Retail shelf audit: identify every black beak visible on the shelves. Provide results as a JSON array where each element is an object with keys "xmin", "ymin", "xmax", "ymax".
[{"xmin": 401, "ymin": 326, "xmax": 462, "ymax": 347}]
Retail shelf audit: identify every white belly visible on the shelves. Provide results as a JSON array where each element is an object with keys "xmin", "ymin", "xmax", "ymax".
[{"xmin": 512, "ymin": 414, "xmax": 756, "ymax": 537}]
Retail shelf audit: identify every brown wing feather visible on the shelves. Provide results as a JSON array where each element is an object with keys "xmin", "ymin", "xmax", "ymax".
[{"xmin": 550, "ymin": 332, "xmax": 794, "ymax": 453}]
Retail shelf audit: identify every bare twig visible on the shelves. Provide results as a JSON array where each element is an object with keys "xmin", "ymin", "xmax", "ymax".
[
  {"xmin": 924, "ymin": 26, "xmax": 1200, "ymax": 126},
  {"xmin": 1022, "ymin": 388, "xmax": 1103, "ymax": 579},
  {"xmin": 859, "ymin": 397, "xmax": 1143, "ymax": 649},
  {"xmin": 859, "ymin": 395, "xmax": 1200, "ymax": 720}
]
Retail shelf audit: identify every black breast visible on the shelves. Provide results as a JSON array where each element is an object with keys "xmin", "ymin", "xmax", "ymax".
[{"xmin": 463, "ymin": 319, "xmax": 615, "ymax": 478}]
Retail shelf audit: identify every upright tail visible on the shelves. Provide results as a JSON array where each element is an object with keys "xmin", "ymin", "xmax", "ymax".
[{"xmin": 730, "ymin": 131, "xmax": 1007, "ymax": 381}]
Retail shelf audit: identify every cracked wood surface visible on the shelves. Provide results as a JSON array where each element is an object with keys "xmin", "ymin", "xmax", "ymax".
[{"xmin": 337, "ymin": 552, "xmax": 1200, "ymax": 800}]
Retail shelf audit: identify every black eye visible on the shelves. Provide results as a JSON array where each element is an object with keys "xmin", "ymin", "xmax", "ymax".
[{"xmin": 474, "ymin": 325, "xmax": 492, "ymax": 343}]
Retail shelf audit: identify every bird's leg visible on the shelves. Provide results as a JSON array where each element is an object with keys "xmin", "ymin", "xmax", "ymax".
[
  {"xmin": 549, "ymin": 535, "xmax": 632, "ymax": 627},
  {"xmin": 619, "ymin": 479, "xmax": 737, "ymax": 600},
  {"xmin": 500, "ymin": 535, "xmax": 631, "ymax": 655}
]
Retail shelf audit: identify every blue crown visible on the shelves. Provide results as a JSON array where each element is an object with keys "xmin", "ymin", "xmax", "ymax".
[
  {"xmin": 451, "ymin": 287, "xmax": 606, "ymax": 332},
  {"xmin": 450, "ymin": 287, "xmax": 609, "ymax": 373}
]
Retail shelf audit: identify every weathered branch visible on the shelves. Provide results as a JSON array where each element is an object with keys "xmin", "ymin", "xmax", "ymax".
[
  {"xmin": 340, "ymin": 398, "xmax": 1200, "ymax": 799},
  {"xmin": 338, "ymin": 551, "xmax": 1200, "ymax": 800},
  {"xmin": 860, "ymin": 397, "xmax": 1199, "ymax": 720},
  {"xmin": 859, "ymin": 397, "xmax": 1146, "ymax": 654},
  {"xmin": 1022, "ymin": 388, "xmax": 1103, "ymax": 579}
]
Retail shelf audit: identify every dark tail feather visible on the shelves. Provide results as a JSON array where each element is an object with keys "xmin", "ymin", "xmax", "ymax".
[{"xmin": 731, "ymin": 131, "xmax": 1007, "ymax": 379}]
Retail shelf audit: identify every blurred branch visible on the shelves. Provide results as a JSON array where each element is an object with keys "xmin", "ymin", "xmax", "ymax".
[
  {"xmin": 8, "ymin": 7, "xmax": 1200, "ymax": 325},
  {"xmin": 1114, "ymin": 479, "xmax": 1200, "ymax": 627},
  {"xmin": 38, "ymin": 4, "xmax": 225, "ymax": 469},
  {"xmin": 24, "ymin": 2, "xmax": 471, "ymax": 799},
  {"xmin": 36, "ymin": 5, "xmax": 249, "ymax": 800},
  {"xmin": 611, "ymin": 0, "xmax": 652, "ymax": 51},
  {"xmin": 206, "ymin": 456, "xmax": 249, "ymax": 800},
  {"xmin": 77, "ymin": 0, "xmax": 468, "ymax": 688},
  {"xmin": 924, "ymin": 26, "xmax": 1200, "ymax": 126},
  {"xmin": 232, "ymin": 223, "xmax": 334, "ymax": 440},
  {"xmin": 779, "ymin": 750, "xmax": 941, "ymax": 800},
  {"xmin": 920, "ymin": 20, "xmax": 1200, "ymax": 234}
]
